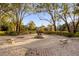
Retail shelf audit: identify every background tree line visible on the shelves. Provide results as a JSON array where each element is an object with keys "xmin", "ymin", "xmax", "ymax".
[{"xmin": 0, "ymin": 3, "xmax": 79, "ymax": 36}]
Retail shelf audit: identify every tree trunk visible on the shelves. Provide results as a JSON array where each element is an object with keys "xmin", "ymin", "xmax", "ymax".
[
  {"xmin": 18, "ymin": 19, "xmax": 22, "ymax": 33},
  {"xmin": 65, "ymin": 22, "xmax": 71, "ymax": 32},
  {"xmin": 64, "ymin": 15, "xmax": 71, "ymax": 32},
  {"xmin": 48, "ymin": 10, "xmax": 57, "ymax": 31},
  {"xmin": 74, "ymin": 20, "xmax": 79, "ymax": 33},
  {"xmin": 16, "ymin": 20, "xmax": 19, "ymax": 34},
  {"xmin": 18, "ymin": 22, "xmax": 21, "ymax": 33},
  {"xmin": 53, "ymin": 21, "xmax": 56, "ymax": 31},
  {"xmin": 73, "ymin": 18, "xmax": 79, "ymax": 33},
  {"xmin": 71, "ymin": 22, "xmax": 76, "ymax": 33}
]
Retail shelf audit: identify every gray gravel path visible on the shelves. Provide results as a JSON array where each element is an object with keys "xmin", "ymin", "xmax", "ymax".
[{"xmin": 0, "ymin": 34, "xmax": 79, "ymax": 56}]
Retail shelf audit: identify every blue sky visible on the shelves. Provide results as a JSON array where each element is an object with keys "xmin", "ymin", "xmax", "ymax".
[
  {"xmin": 23, "ymin": 13, "xmax": 51, "ymax": 27},
  {"xmin": 23, "ymin": 12, "xmax": 70, "ymax": 27},
  {"xmin": 22, "ymin": 12, "xmax": 65, "ymax": 27}
]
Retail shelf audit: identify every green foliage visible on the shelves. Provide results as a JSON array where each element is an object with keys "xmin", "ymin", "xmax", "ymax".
[
  {"xmin": 6, "ymin": 31, "xmax": 17, "ymax": 36},
  {"xmin": 45, "ymin": 31, "xmax": 75, "ymax": 37},
  {"xmin": 28, "ymin": 21, "xmax": 36, "ymax": 30},
  {"xmin": 20, "ymin": 30, "xmax": 36, "ymax": 34},
  {"xmin": 73, "ymin": 4, "xmax": 79, "ymax": 15},
  {"xmin": 62, "ymin": 3, "xmax": 69, "ymax": 15},
  {"xmin": 47, "ymin": 24, "xmax": 54, "ymax": 31},
  {"xmin": 57, "ymin": 24, "xmax": 67, "ymax": 31},
  {"xmin": 0, "ymin": 3, "xmax": 79, "ymax": 35},
  {"xmin": 62, "ymin": 32, "xmax": 74, "ymax": 37},
  {"xmin": 39, "ymin": 25, "xmax": 46, "ymax": 33},
  {"xmin": 0, "ymin": 31, "xmax": 6, "ymax": 36},
  {"xmin": 29, "ymin": 31, "xmax": 36, "ymax": 34},
  {"xmin": 74, "ymin": 32, "xmax": 79, "ymax": 37},
  {"xmin": 0, "ymin": 25, "xmax": 8, "ymax": 31}
]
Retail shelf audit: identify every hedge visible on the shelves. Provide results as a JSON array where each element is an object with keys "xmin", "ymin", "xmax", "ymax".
[{"xmin": 44, "ymin": 31, "xmax": 79, "ymax": 37}]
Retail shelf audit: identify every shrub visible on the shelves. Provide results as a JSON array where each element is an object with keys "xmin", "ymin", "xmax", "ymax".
[
  {"xmin": 44, "ymin": 31, "xmax": 56, "ymax": 34},
  {"xmin": 62, "ymin": 32, "xmax": 74, "ymax": 37},
  {"xmin": 39, "ymin": 29, "xmax": 45, "ymax": 33},
  {"xmin": 45, "ymin": 31, "xmax": 74, "ymax": 37},
  {"xmin": 29, "ymin": 31, "xmax": 36, "ymax": 34},
  {"xmin": 6, "ymin": 31, "xmax": 18, "ymax": 36},
  {"xmin": 74, "ymin": 32, "xmax": 79, "ymax": 37},
  {"xmin": 0, "ymin": 31, "xmax": 6, "ymax": 36},
  {"xmin": 19, "ymin": 31, "xmax": 29, "ymax": 35}
]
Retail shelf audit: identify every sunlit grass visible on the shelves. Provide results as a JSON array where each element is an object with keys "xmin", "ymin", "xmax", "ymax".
[{"xmin": 0, "ymin": 31, "xmax": 6, "ymax": 36}]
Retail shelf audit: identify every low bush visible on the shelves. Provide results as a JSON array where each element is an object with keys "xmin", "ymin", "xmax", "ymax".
[
  {"xmin": 62, "ymin": 32, "xmax": 74, "ymax": 37},
  {"xmin": 19, "ymin": 31, "xmax": 29, "ymax": 35},
  {"xmin": 29, "ymin": 31, "xmax": 36, "ymax": 34},
  {"xmin": 6, "ymin": 31, "xmax": 18, "ymax": 36},
  {"xmin": 0, "ymin": 31, "xmax": 6, "ymax": 36},
  {"xmin": 74, "ymin": 32, "xmax": 79, "ymax": 37},
  {"xmin": 44, "ymin": 31, "xmax": 56, "ymax": 34},
  {"xmin": 45, "ymin": 31, "xmax": 75, "ymax": 37}
]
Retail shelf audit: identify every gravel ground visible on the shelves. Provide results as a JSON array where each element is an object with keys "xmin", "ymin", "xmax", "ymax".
[{"xmin": 0, "ymin": 34, "xmax": 79, "ymax": 56}]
